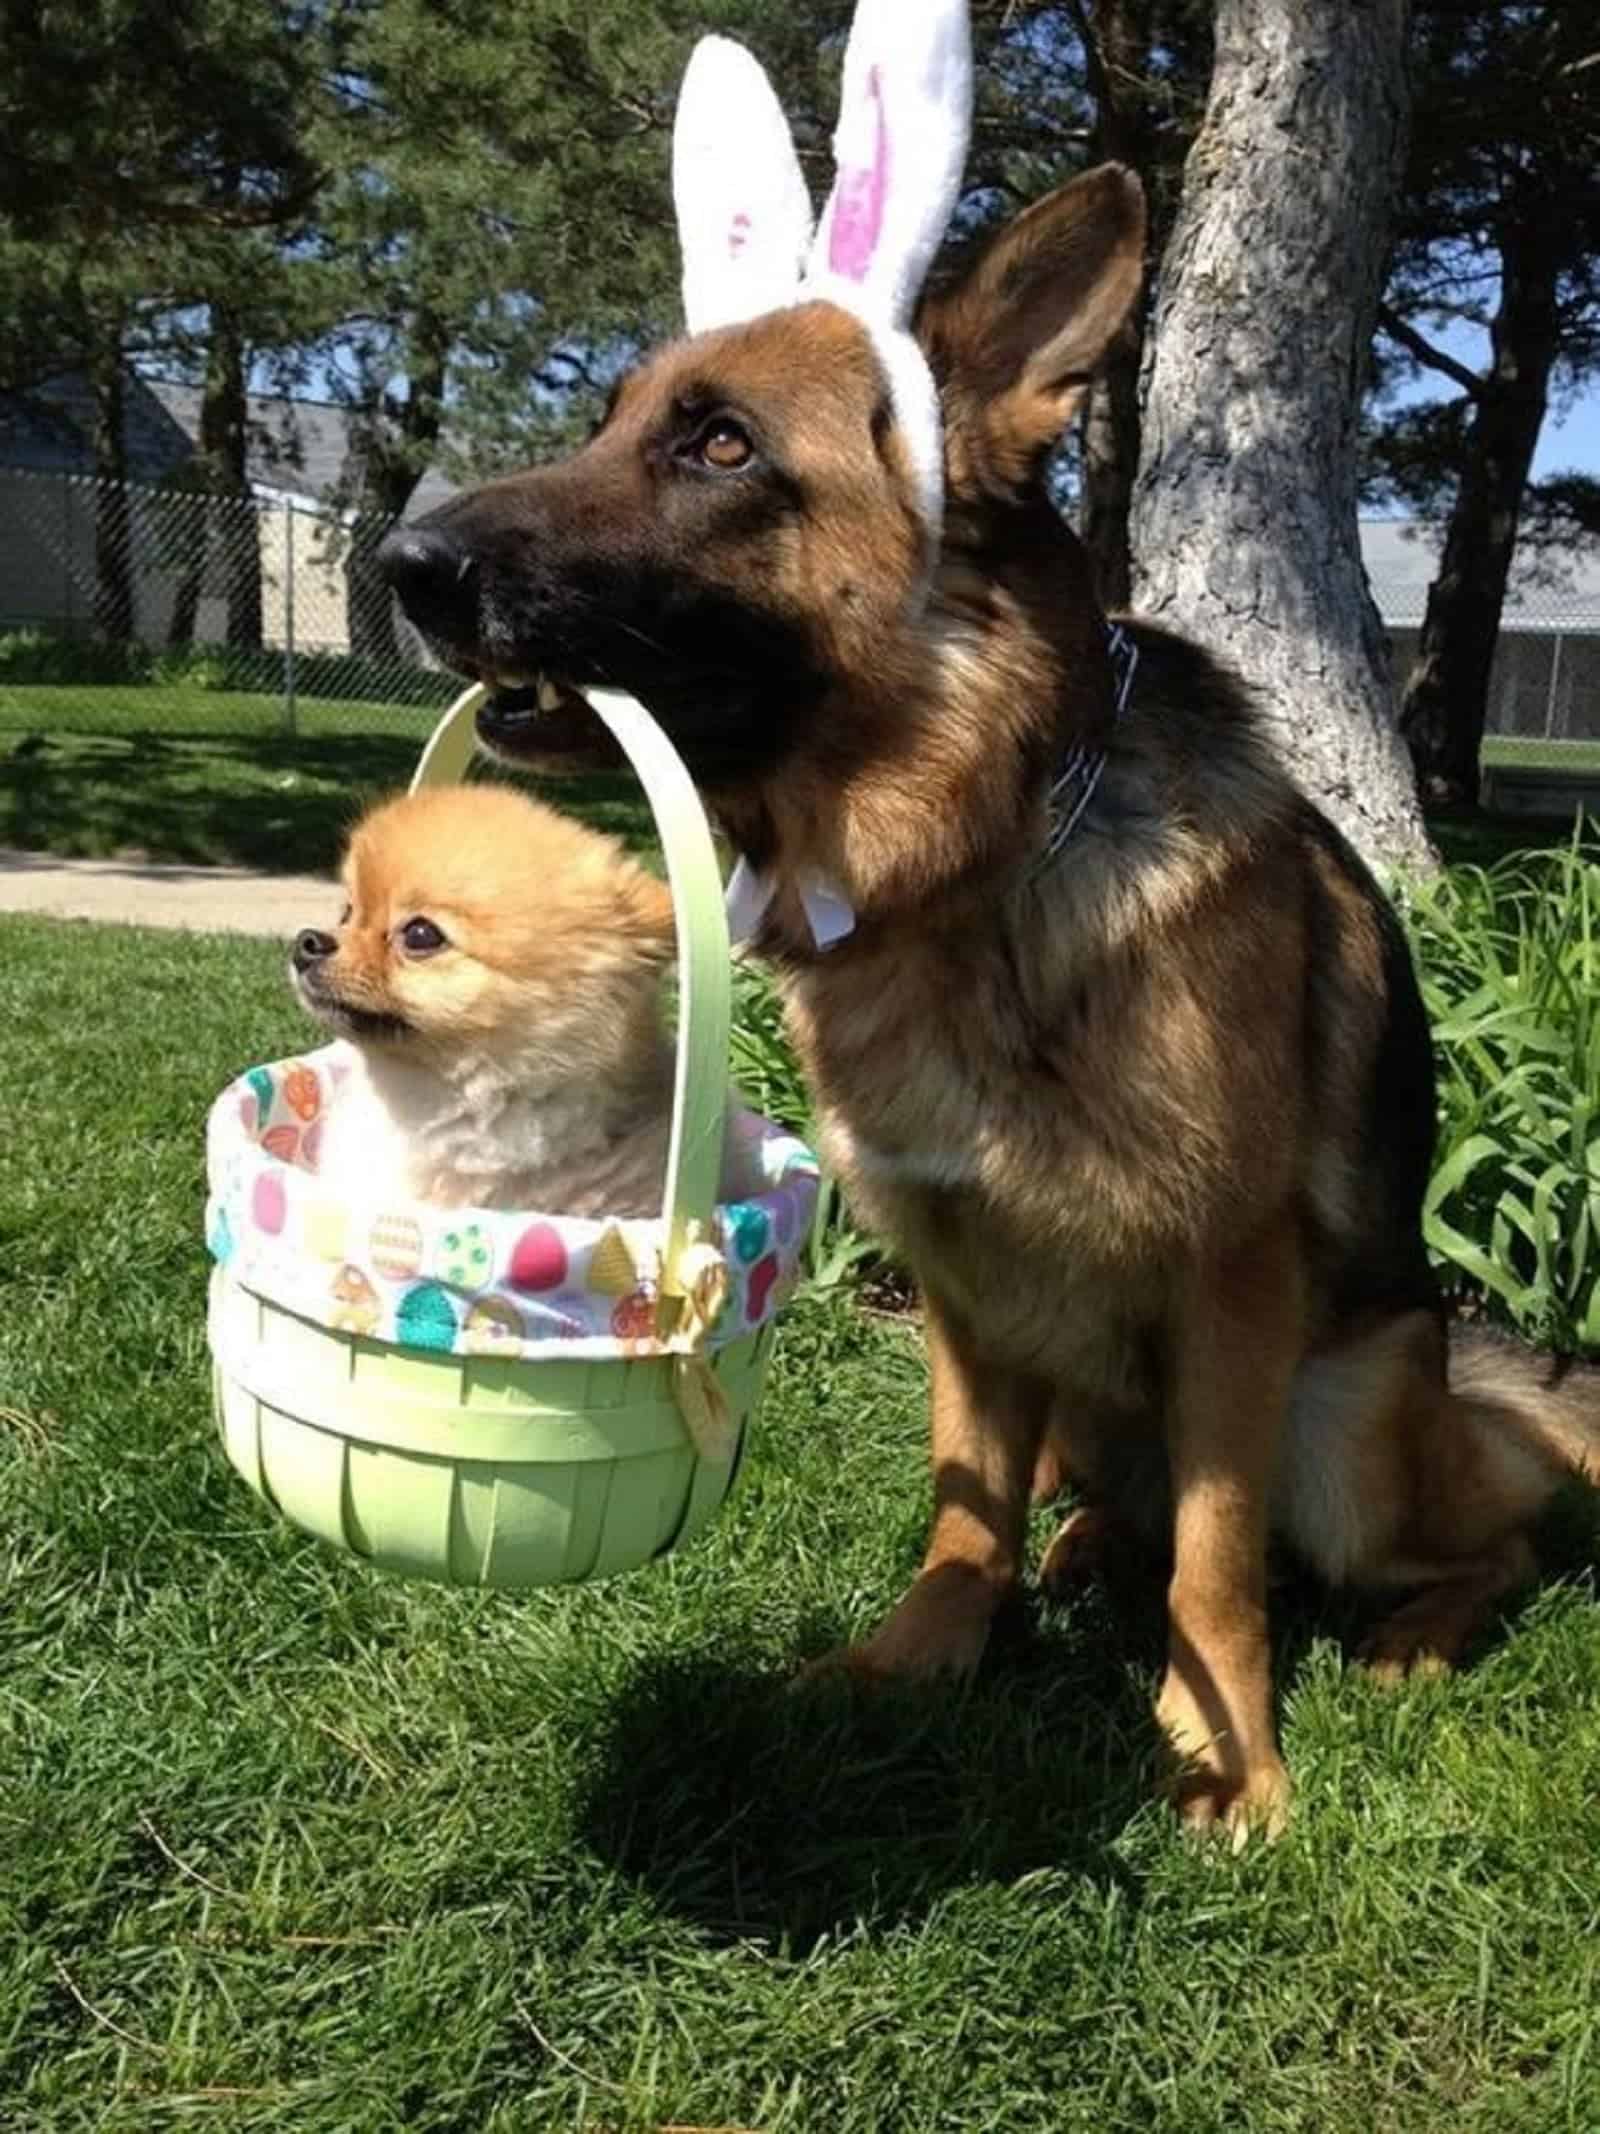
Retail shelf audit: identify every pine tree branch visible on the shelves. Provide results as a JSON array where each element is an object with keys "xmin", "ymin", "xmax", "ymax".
[
  {"xmin": 1377, "ymin": 305, "xmax": 1485, "ymax": 399},
  {"xmin": 1065, "ymin": 0, "xmax": 1110, "ymax": 123}
]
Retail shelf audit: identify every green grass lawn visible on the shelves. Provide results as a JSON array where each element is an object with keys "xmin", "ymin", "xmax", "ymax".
[
  {"xmin": 0, "ymin": 680, "xmax": 1589, "ymax": 876},
  {"xmin": 1481, "ymin": 738, "xmax": 1600, "ymax": 774},
  {"xmin": 0, "ymin": 719, "xmax": 653, "ymax": 874},
  {"xmin": 0, "ymin": 678, "xmax": 452, "ymax": 744},
  {"xmin": 3, "ymin": 913, "xmax": 1599, "ymax": 2131}
]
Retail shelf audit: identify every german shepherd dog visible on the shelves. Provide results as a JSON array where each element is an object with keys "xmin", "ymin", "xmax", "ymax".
[{"xmin": 380, "ymin": 165, "xmax": 1599, "ymax": 1837}]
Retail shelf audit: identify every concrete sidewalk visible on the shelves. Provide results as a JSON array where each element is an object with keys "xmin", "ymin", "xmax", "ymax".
[{"xmin": 0, "ymin": 848, "xmax": 336, "ymax": 936}]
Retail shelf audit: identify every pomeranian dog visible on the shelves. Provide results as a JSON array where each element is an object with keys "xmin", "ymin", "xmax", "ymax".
[{"xmin": 290, "ymin": 783, "xmax": 683, "ymax": 1217}]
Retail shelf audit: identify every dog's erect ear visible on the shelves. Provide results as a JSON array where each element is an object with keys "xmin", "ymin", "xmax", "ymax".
[
  {"xmin": 921, "ymin": 164, "xmax": 1146, "ymax": 479},
  {"xmin": 673, "ymin": 36, "xmax": 814, "ymax": 333}
]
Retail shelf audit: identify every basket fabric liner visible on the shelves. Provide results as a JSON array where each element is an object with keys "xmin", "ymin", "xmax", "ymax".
[{"xmin": 206, "ymin": 1045, "xmax": 819, "ymax": 1364}]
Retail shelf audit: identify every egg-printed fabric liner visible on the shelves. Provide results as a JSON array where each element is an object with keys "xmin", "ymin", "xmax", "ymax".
[{"xmin": 205, "ymin": 1045, "xmax": 820, "ymax": 1362}]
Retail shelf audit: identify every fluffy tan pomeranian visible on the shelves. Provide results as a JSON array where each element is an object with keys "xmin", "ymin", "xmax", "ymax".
[{"xmin": 290, "ymin": 783, "xmax": 686, "ymax": 1216}]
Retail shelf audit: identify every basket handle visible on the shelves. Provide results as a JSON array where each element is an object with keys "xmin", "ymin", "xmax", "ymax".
[{"xmin": 408, "ymin": 684, "xmax": 732, "ymax": 1297}]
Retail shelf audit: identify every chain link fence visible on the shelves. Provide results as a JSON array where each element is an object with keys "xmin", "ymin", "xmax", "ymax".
[
  {"xmin": 0, "ymin": 467, "xmax": 456, "ymax": 739},
  {"xmin": 1387, "ymin": 593, "xmax": 1600, "ymax": 811},
  {"xmin": 1388, "ymin": 613, "xmax": 1600, "ymax": 751},
  {"xmin": 5, "ymin": 468, "xmax": 1600, "ymax": 804}
]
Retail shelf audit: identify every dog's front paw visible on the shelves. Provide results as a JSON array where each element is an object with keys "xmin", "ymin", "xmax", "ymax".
[
  {"xmin": 1167, "ymin": 1752, "xmax": 1292, "ymax": 1848},
  {"xmin": 1156, "ymin": 1671, "xmax": 1291, "ymax": 1846},
  {"xmin": 798, "ymin": 1565, "xmax": 1001, "ymax": 1687}
]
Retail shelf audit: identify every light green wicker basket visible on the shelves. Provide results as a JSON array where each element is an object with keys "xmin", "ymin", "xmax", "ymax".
[{"xmin": 207, "ymin": 683, "xmax": 813, "ymax": 1588}]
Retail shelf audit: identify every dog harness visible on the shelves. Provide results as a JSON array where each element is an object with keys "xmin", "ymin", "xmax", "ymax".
[{"xmin": 1032, "ymin": 620, "xmax": 1140, "ymax": 879}]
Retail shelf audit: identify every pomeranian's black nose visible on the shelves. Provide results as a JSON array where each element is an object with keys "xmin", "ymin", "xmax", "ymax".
[
  {"xmin": 377, "ymin": 524, "xmax": 478, "ymax": 638},
  {"xmin": 293, "ymin": 928, "xmax": 337, "ymax": 971}
]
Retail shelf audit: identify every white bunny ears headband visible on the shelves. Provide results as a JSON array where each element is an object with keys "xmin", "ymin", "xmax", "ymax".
[{"xmin": 671, "ymin": 0, "xmax": 973, "ymax": 559}]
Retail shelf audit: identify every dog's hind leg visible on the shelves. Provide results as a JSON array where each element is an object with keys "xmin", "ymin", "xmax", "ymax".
[
  {"xmin": 1031, "ymin": 1426, "xmax": 1074, "ymax": 1504},
  {"xmin": 1039, "ymin": 1503, "xmax": 1116, "ymax": 1590},
  {"xmin": 837, "ymin": 1290, "xmax": 1050, "ymax": 1682},
  {"xmin": 1358, "ymin": 1534, "xmax": 1538, "ymax": 1681},
  {"xmin": 1156, "ymin": 1217, "xmax": 1302, "ymax": 1842},
  {"xmin": 1281, "ymin": 1311, "xmax": 1590, "ymax": 1680}
]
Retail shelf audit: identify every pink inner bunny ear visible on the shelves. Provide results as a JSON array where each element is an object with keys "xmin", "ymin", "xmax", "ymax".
[{"xmin": 828, "ymin": 65, "xmax": 890, "ymax": 283}]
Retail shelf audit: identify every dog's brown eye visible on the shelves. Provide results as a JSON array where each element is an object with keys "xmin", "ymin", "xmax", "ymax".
[
  {"xmin": 400, "ymin": 916, "xmax": 448, "ymax": 955},
  {"xmin": 697, "ymin": 420, "xmax": 752, "ymax": 470},
  {"xmin": 338, "ymin": 903, "xmax": 351, "ymax": 926}
]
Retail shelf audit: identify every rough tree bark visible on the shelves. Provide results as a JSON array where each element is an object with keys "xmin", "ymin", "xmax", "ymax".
[
  {"xmin": 1129, "ymin": 0, "xmax": 1431, "ymax": 872},
  {"xmin": 1396, "ymin": 229, "xmax": 1562, "ymax": 807}
]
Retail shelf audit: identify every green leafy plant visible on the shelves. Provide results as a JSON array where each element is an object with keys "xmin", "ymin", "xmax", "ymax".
[
  {"xmin": 1400, "ymin": 828, "xmax": 1600, "ymax": 1348},
  {"xmin": 0, "ymin": 626, "xmax": 153, "ymax": 685},
  {"xmin": 149, "ymin": 645, "xmax": 234, "ymax": 693}
]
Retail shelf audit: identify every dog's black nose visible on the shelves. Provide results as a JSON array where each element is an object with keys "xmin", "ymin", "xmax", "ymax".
[
  {"xmin": 377, "ymin": 524, "xmax": 477, "ymax": 637},
  {"xmin": 293, "ymin": 928, "xmax": 337, "ymax": 971}
]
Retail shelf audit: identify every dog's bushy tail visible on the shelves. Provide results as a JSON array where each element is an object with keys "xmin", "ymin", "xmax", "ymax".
[{"xmin": 1451, "ymin": 1324, "xmax": 1600, "ymax": 1487}]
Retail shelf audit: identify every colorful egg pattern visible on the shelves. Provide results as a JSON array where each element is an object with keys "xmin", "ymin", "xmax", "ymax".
[
  {"xmin": 435, "ymin": 1222, "xmax": 493, "ymax": 1290},
  {"xmin": 251, "ymin": 1170, "xmax": 287, "ymax": 1236},
  {"xmin": 396, "ymin": 1282, "xmax": 458, "ymax": 1351},
  {"xmin": 508, "ymin": 1221, "xmax": 567, "ymax": 1293},
  {"xmin": 301, "ymin": 1198, "xmax": 349, "ymax": 1263},
  {"xmin": 370, "ymin": 1212, "xmax": 424, "ymax": 1281},
  {"xmin": 463, "ymin": 1297, "xmax": 524, "ymax": 1354},
  {"xmin": 207, "ymin": 1054, "xmax": 818, "ymax": 1361},
  {"xmin": 261, "ymin": 1123, "xmax": 299, "ymax": 1166}
]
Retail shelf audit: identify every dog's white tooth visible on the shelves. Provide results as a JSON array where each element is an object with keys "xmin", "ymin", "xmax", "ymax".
[{"xmin": 537, "ymin": 678, "xmax": 561, "ymax": 712}]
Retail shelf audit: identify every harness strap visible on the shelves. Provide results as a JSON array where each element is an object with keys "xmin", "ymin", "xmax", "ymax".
[{"xmin": 1030, "ymin": 621, "xmax": 1139, "ymax": 879}]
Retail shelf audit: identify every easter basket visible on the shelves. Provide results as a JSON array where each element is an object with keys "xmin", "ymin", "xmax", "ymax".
[{"xmin": 205, "ymin": 683, "xmax": 818, "ymax": 1588}]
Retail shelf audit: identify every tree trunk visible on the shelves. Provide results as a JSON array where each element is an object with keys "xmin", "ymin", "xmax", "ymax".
[
  {"xmin": 1082, "ymin": 345, "xmax": 1141, "ymax": 610},
  {"xmin": 169, "ymin": 311, "xmax": 253, "ymax": 653},
  {"xmin": 90, "ymin": 335, "xmax": 134, "ymax": 643},
  {"xmin": 1075, "ymin": 0, "xmax": 1149, "ymax": 610},
  {"xmin": 1400, "ymin": 237, "xmax": 1560, "ymax": 808},
  {"xmin": 202, "ymin": 308, "xmax": 263, "ymax": 653},
  {"xmin": 345, "ymin": 318, "xmax": 448, "ymax": 662},
  {"xmin": 1129, "ymin": 0, "xmax": 1430, "ymax": 872},
  {"xmin": 346, "ymin": 497, "xmax": 413, "ymax": 661}
]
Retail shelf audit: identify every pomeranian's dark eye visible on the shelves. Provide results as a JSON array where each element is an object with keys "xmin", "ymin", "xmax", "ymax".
[
  {"xmin": 693, "ymin": 418, "xmax": 753, "ymax": 471},
  {"xmin": 338, "ymin": 902, "xmax": 352, "ymax": 926},
  {"xmin": 399, "ymin": 916, "xmax": 448, "ymax": 955}
]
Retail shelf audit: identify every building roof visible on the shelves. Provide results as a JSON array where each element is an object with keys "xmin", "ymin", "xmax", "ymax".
[
  {"xmin": 1360, "ymin": 517, "xmax": 1600, "ymax": 632},
  {"xmin": 0, "ymin": 372, "xmax": 460, "ymax": 517},
  {"xmin": 0, "ymin": 370, "xmax": 194, "ymax": 485},
  {"xmin": 141, "ymin": 381, "xmax": 460, "ymax": 516}
]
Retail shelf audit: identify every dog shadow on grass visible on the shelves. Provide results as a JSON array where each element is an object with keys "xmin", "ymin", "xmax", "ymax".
[
  {"xmin": 575, "ymin": 1502, "xmax": 1598, "ymax": 1950},
  {"xmin": 575, "ymin": 1568, "xmax": 1190, "ymax": 1950}
]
